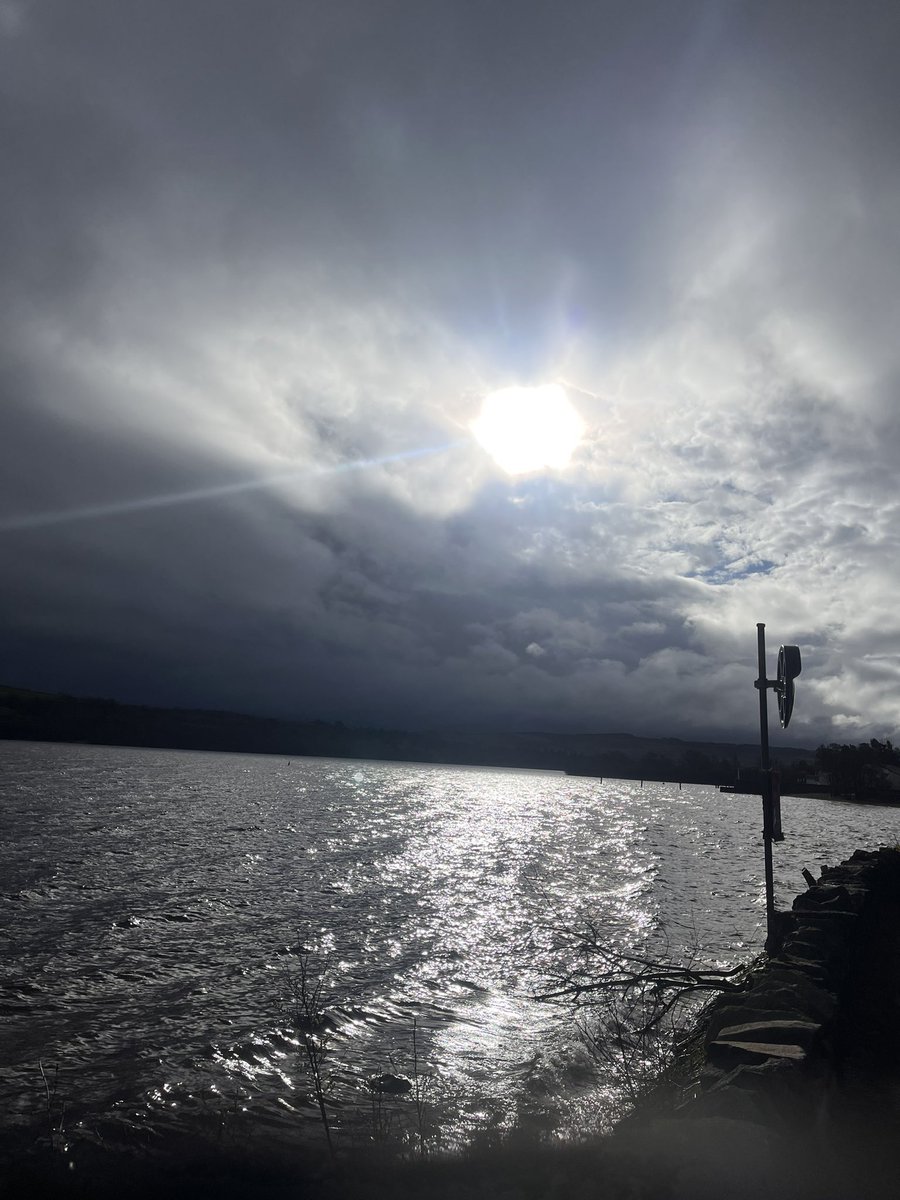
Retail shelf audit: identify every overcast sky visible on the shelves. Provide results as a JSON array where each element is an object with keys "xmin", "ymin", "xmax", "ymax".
[{"xmin": 2, "ymin": 0, "xmax": 900, "ymax": 745}]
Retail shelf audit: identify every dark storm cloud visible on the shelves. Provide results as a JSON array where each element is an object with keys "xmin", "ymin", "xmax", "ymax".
[{"xmin": 3, "ymin": 0, "xmax": 900, "ymax": 741}]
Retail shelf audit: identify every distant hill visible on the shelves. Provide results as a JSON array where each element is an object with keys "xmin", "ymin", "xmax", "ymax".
[{"xmin": 0, "ymin": 684, "xmax": 812, "ymax": 785}]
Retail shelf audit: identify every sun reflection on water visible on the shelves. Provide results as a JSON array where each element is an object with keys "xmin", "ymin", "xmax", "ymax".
[{"xmin": 6, "ymin": 744, "xmax": 900, "ymax": 1154}]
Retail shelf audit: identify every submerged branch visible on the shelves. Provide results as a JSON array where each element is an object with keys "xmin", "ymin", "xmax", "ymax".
[
  {"xmin": 538, "ymin": 962, "xmax": 746, "ymax": 1003},
  {"xmin": 536, "ymin": 922, "xmax": 753, "ymax": 1116},
  {"xmin": 536, "ymin": 923, "xmax": 748, "ymax": 1025}
]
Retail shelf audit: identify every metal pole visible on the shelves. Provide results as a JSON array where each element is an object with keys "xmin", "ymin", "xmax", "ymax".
[{"xmin": 755, "ymin": 623, "xmax": 776, "ymax": 949}]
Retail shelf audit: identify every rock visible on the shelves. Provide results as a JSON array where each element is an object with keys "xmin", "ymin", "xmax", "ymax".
[
  {"xmin": 776, "ymin": 953, "xmax": 832, "ymax": 983},
  {"xmin": 688, "ymin": 1055, "xmax": 833, "ymax": 1145},
  {"xmin": 715, "ymin": 1019, "xmax": 821, "ymax": 1048},
  {"xmin": 746, "ymin": 973, "xmax": 837, "ymax": 1023},
  {"xmin": 793, "ymin": 885, "xmax": 855, "ymax": 913},
  {"xmin": 708, "ymin": 1056, "xmax": 797, "ymax": 1091},
  {"xmin": 703, "ymin": 982, "xmax": 835, "ymax": 1044},
  {"xmin": 368, "ymin": 1072, "xmax": 412, "ymax": 1095},
  {"xmin": 708, "ymin": 1040, "xmax": 807, "ymax": 1068},
  {"xmin": 788, "ymin": 919, "xmax": 856, "ymax": 942},
  {"xmin": 704, "ymin": 1004, "xmax": 808, "ymax": 1045}
]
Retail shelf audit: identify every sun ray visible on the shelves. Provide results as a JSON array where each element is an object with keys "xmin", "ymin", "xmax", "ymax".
[{"xmin": 0, "ymin": 442, "xmax": 458, "ymax": 534}]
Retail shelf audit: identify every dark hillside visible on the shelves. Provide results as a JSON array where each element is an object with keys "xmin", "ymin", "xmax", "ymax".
[{"xmin": 0, "ymin": 684, "xmax": 811, "ymax": 783}]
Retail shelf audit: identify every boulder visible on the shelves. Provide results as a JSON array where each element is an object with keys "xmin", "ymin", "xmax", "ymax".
[
  {"xmin": 715, "ymin": 1019, "xmax": 821, "ymax": 1048},
  {"xmin": 745, "ymin": 973, "xmax": 837, "ymax": 1023},
  {"xmin": 707, "ymin": 1040, "xmax": 807, "ymax": 1069},
  {"xmin": 704, "ymin": 1003, "xmax": 808, "ymax": 1045},
  {"xmin": 793, "ymin": 885, "xmax": 857, "ymax": 914}
]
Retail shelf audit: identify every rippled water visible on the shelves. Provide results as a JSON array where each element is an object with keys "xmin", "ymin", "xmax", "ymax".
[{"xmin": 2, "ymin": 740, "xmax": 899, "ymax": 1155}]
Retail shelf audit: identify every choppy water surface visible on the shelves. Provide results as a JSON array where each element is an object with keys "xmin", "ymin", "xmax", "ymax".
[{"xmin": 2, "ymin": 741, "xmax": 899, "ymax": 1154}]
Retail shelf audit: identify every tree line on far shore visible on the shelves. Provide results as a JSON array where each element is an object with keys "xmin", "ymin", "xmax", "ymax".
[
  {"xmin": 811, "ymin": 738, "xmax": 899, "ymax": 802},
  {"xmin": 573, "ymin": 738, "xmax": 900, "ymax": 798}
]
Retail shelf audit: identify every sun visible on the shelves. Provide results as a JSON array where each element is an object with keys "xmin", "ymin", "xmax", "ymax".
[{"xmin": 471, "ymin": 384, "xmax": 585, "ymax": 475}]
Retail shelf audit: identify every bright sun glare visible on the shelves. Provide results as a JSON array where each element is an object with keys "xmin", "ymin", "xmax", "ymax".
[{"xmin": 471, "ymin": 384, "xmax": 585, "ymax": 475}]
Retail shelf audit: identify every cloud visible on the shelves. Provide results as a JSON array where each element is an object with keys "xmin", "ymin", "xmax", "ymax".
[{"xmin": 2, "ymin": 2, "xmax": 900, "ymax": 743}]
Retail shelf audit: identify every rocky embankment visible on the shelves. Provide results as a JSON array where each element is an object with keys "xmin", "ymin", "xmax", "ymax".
[{"xmin": 614, "ymin": 847, "xmax": 900, "ymax": 1198}]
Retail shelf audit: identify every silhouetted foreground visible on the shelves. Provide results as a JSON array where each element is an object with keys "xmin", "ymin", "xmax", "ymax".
[
  {"xmin": 0, "ymin": 683, "xmax": 810, "ymax": 784},
  {"xmin": 4, "ymin": 1103, "xmax": 898, "ymax": 1200}
]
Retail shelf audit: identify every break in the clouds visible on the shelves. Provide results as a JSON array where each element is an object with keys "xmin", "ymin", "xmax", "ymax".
[{"xmin": 2, "ymin": 0, "xmax": 900, "ymax": 744}]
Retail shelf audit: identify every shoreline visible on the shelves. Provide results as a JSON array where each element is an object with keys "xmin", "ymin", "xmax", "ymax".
[{"xmin": 8, "ymin": 849, "xmax": 900, "ymax": 1198}]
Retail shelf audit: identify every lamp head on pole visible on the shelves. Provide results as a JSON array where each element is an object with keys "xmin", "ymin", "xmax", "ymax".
[{"xmin": 776, "ymin": 645, "xmax": 802, "ymax": 729}]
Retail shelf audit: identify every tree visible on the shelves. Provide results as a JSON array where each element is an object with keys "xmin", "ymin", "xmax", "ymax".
[
  {"xmin": 538, "ymin": 923, "xmax": 748, "ymax": 1123},
  {"xmin": 814, "ymin": 739, "xmax": 900, "ymax": 799},
  {"xmin": 283, "ymin": 949, "xmax": 335, "ymax": 1157}
]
